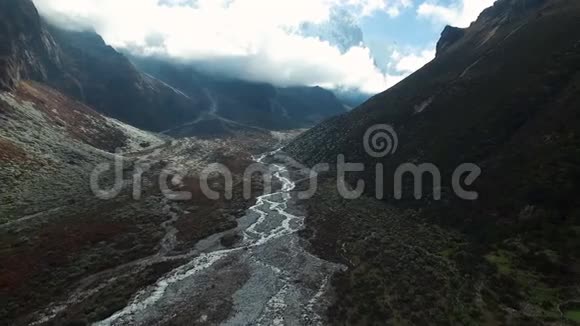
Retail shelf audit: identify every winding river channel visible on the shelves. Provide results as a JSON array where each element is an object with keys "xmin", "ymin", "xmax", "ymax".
[{"xmin": 94, "ymin": 149, "xmax": 342, "ymax": 325}]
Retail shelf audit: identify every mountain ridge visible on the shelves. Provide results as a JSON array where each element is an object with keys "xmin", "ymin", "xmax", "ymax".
[
  {"xmin": 130, "ymin": 55, "xmax": 348, "ymax": 131},
  {"xmin": 2, "ymin": 0, "xmax": 349, "ymax": 134},
  {"xmin": 0, "ymin": 0, "xmax": 203, "ymax": 132}
]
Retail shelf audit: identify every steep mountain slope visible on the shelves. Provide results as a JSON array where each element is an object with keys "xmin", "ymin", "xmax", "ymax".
[
  {"xmin": 131, "ymin": 56, "xmax": 348, "ymax": 131},
  {"xmin": 0, "ymin": 0, "xmax": 61, "ymax": 90},
  {"xmin": 207, "ymin": 81, "xmax": 347, "ymax": 130},
  {"xmin": 0, "ymin": 80, "xmax": 165, "ymax": 223},
  {"xmin": 287, "ymin": 0, "xmax": 580, "ymax": 323},
  {"xmin": 46, "ymin": 27, "xmax": 202, "ymax": 132},
  {"xmin": 289, "ymin": 0, "xmax": 580, "ymax": 210},
  {"xmin": 0, "ymin": 0, "xmax": 201, "ymax": 132},
  {"xmin": 0, "ymin": 80, "xmax": 160, "ymax": 322}
]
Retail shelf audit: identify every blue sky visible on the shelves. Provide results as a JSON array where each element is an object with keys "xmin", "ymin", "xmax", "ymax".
[
  {"xmin": 32, "ymin": 0, "xmax": 496, "ymax": 94},
  {"xmin": 362, "ymin": 8, "xmax": 442, "ymax": 71},
  {"xmin": 363, "ymin": 7, "xmax": 443, "ymax": 49},
  {"xmin": 361, "ymin": 0, "xmax": 496, "ymax": 73}
]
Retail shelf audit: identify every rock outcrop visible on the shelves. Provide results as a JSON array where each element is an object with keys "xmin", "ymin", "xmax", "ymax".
[
  {"xmin": 0, "ymin": 0, "xmax": 62, "ymax": 90},
  {"xmin": 435, "ymin": 25, "xmax": 465, "ymax": 57}
]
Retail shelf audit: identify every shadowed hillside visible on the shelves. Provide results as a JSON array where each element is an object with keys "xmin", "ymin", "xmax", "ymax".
[
  {"xmin": 0, "ymin": 0, "xmax": 201, "ymax": 132},
  {"xmin": 287, "ymin": 0, "xmax": 580, "ymax": 323}
]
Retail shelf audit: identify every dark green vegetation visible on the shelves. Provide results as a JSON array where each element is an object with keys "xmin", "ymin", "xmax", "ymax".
[
  {"xmin": 289, "ymin": 0, "xmax": 580, "ymax": 323},
  {"xmin": 299, "ymin": 180, "xmax": 478, "ymax": 325},
  {"xmin": 562, "ymin": 302, "xmax": 580, "ymax": 322}
]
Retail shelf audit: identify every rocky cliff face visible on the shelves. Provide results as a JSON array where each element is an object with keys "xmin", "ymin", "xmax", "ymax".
[
  {"xmin": 0, "ymin": 0, "xmax": 200, "ymax": 132},
  {"xmin": 435, "ymin": 25, "xmax": 465, "ymax": 57},
  {"xmin": 0, "ymin": 0, "xmax": 62, "ymax": 90}
]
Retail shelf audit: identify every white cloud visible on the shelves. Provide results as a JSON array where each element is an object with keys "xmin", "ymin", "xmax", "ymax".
[
  {"xmin": 33, "ymin": 0, "xmax": 417, "ymax": 94},
  {"xmin": 351, "ymin": 0, "xmax": 413, "ymax": 17},
  {"xmin": 417, "ymin": 0, "xmax": 496, "ymax": 27},
  {"xmin": 390, "ymin": 48, "xmax": 435, "ymax": 73}
]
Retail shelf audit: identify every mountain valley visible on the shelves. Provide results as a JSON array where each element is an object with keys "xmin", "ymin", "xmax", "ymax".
[{"xmin": 2, "ymin": 0, "xmax": 580, "ymax": 325}]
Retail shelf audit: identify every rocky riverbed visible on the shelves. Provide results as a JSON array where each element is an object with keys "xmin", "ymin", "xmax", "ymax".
[{"xmin": 93, "ymin": 150, "xmax": 343, "ymax": 326}]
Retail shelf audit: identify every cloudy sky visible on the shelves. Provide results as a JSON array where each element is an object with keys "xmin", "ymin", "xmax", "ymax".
[{"xmin": 32, "ymin": 0, "xmax": 496, "ymax": 94}]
